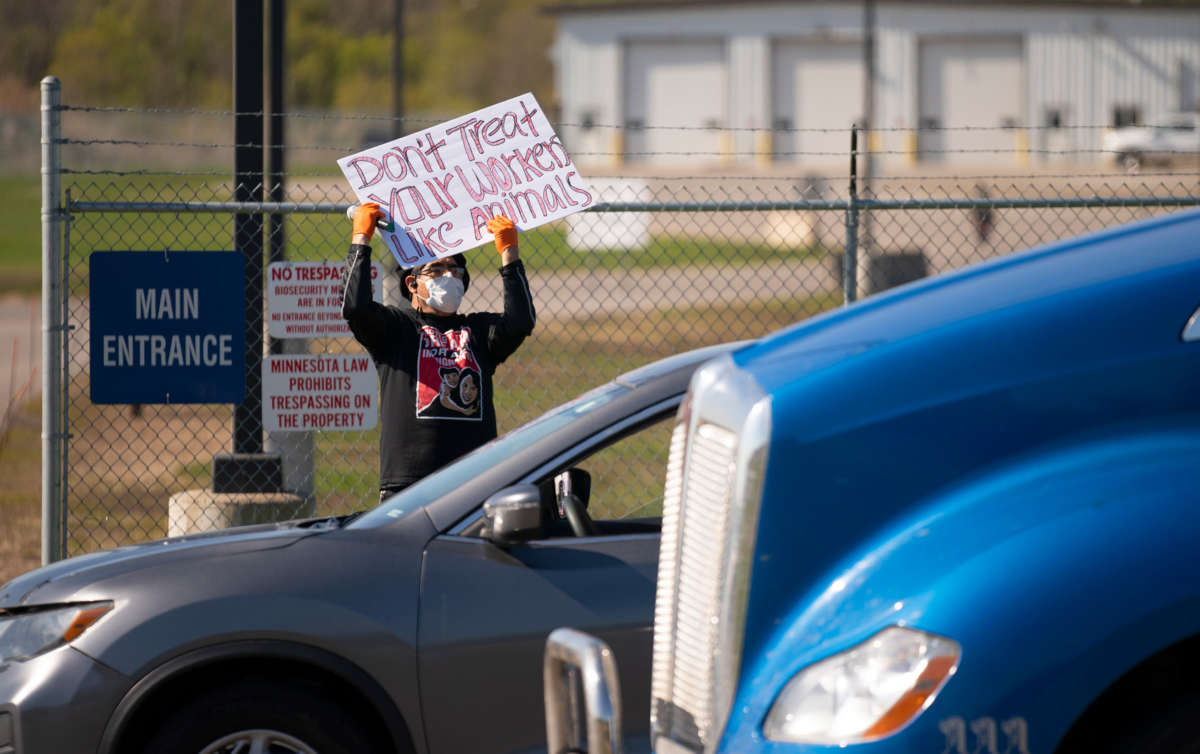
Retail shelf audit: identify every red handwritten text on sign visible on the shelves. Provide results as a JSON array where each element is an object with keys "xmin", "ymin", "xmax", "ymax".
[{"xmin": 337, "ymin": 93, "xmax": 593, "ymax": 268}]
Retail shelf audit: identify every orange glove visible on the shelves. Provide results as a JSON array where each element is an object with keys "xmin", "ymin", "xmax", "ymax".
[
  {"xmin": 486, "ymin": 215, "xmax": 518, "ymax": 254},
  {"xmin": 352, "ymin": 202, "xmax": 385, "ymax": 241}
]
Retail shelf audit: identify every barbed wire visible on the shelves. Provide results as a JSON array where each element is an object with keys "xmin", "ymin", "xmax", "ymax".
[
  {"xmin": 57, "ymin": 105, "xmax": 435, "ymax": 124},
  {"xmin": 58, "ymin": 168, "xmax": 1200, "ymax": 180},
  {"xmin": 61, "ymin": 168, "xmax": 236, "ymax": 176},
  {"xmin": 55, "ymin": 167, "xmax": 1200, "ymax": 186},
  {"xmin": 55, "ymin": 136, "xmax": 1200, "ymax": 160},
  {"xmin": 571, "ymin": 148, "xmax": 1197, "ymax": 157},
  {"xmin": 55, "ymin": 103, "xmax": 1148, "ymax": 133},
  {"xmin": 547, "ymin": 122, "xmax": 1126, "ymax": 133}
]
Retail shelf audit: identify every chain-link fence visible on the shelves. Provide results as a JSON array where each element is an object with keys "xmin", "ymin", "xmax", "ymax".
[{"xmin": 40, "ymin": 80, "xmax": 1200, "ymax": 560}]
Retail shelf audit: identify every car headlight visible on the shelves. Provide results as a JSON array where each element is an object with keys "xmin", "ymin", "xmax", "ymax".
[
  {"xmin": 0, "ymin": 602, "xmax": 113, "ymax": 663},
  {"xmin": 762, "ymin": 626, "xmax": 960, "ymax": 745}
]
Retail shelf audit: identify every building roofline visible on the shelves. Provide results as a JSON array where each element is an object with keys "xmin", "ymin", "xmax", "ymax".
[{"xmin": 544, "ymin": 0, "xmax": 1200, "ymax": 14}]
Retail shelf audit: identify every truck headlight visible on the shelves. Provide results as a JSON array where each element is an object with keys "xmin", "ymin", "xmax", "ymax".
[
  {"xmin": 763, "ymin": 626, "xmax": 960, "ymax": 745},
  {"xmin": 0, "ymin": 602, "xmax": 113, "ymax": 663}
]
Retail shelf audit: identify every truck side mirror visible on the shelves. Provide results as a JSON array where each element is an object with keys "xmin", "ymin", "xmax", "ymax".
[
  {"xmin": 482, "ymin": 485, "xmax": 544, "ymax": 547},
  {"xmin": 544, "ymin": 627, "xmax": 624, "ymax": 754}
]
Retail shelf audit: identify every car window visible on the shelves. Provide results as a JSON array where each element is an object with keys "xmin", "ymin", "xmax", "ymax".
[
  {"xmin": 350, "ymin": 380, "xmax": 631, "ymax": 529},
  {"xmin": 520, "ymin": 410, "xmax": 675, "ymax": 540},
  {"xmin": 1152, "ymin": 115, "xmax": 1196, "ymax": 132},
  {"xmin": 576, "ymin": 413, "xmax": 674, "ymax": 521}
]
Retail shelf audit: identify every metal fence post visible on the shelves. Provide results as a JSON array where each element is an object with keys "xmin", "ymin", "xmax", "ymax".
[
  {"xmin": 41, "ymin": 76, "xmax": 64, "ymax": 564},
  {"xmin": 844, "ymin": 127, "xmax": 860, "ymax": 305}
]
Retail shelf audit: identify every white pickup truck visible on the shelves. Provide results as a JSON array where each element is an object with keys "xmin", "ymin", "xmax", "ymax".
[{"xmin": 1103, "ymin": 111, "xmax": 1200, "ymax": 171}]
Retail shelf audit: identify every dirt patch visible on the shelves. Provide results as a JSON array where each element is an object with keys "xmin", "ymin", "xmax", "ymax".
[{"xmin": 0, "ymin": 397, "xmax": 41, "ymax": 584}]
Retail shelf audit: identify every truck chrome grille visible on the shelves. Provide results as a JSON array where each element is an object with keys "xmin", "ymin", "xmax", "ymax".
[
  {"xmin": 652, "ymin": 421, "xmax": 738, "ymax": 750},
  {"xmin": 651, "ymin": 421, "xmax": 687, "ymax": 714}
]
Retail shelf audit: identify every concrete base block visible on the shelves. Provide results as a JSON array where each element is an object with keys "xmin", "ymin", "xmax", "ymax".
[{"xmin": 168, "ymin": 489, "xmax": 315, "ymax": 537}]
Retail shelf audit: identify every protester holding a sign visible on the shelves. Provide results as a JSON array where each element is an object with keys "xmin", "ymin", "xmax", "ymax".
[
  {"xmin": 334, "ymin": 93, "xmax": 591, "ymax": 497},
  {"xmin": 342, "ymin": 202, "xmax": 536, "ymax": 499}
]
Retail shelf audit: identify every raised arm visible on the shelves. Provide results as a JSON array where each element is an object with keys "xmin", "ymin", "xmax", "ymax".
[
  {"xmin": 341, "ymin": 203, "xmax": 391, "ymax": 349},
  {"xmin": 485, "ymin": 215, "xmax": 536, "ymax": 364}
]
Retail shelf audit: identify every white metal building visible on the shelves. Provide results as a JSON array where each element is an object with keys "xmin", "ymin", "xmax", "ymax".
[{"xmin": 548, "ymin": 0, "xmax": 1200, "ymax": 168}]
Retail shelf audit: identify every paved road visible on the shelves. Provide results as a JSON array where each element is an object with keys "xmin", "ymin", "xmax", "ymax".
[
  {"xmin": 0, "ymin": 294, "xmax": 40, "ymax": 424},
  {"xmin": 463, "ymin": 258, "xmax": 839, "ymax": 317}
]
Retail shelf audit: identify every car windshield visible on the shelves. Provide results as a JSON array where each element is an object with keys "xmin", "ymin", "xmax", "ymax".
[
  {"xmin": 1150, "ymin": 114, "xmax": 1196, "ymax": 130},
  {"xmin": 349, "ymin": 380, "xmax": 631, "ymax": 528}
]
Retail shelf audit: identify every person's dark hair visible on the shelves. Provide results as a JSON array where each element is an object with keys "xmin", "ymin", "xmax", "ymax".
[
  {"xmin": 399, "ymin": 253, "xmax": 470, "ymax": 301},
  {"xmin": 455, "ymin": 367, "xmax": 481, "ymax": 408}
]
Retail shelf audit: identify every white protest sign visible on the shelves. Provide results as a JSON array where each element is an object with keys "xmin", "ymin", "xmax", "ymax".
[
  {"xmin": 262, "ymin": 355, "xmax": 378, "ymax": 432},
  {"xmin": 267, "ymin": 261, "xmax": 381, "ymax": 339},
  {"xmin": 337, "ymin": 92, "xmax": 594, "ymax": 268}
]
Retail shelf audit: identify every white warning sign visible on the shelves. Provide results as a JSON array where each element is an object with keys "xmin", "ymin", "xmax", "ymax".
[
  {"xmin": 267, "ymin": 260, "xmax": 382, "ymax": 339},
  {"xmin": 263, "ymin": 354, "xmax": 378, "ymax": 432}
]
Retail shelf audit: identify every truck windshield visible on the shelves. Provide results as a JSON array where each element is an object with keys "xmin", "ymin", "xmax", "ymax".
[{"xmin": 349, "ymin": 380, "xmax": 631, "ymax": 528}]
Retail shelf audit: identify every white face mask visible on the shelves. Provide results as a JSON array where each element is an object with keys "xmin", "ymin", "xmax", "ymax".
[{"xmin": 420, "ymin": 275, "xmax": 465, "ymax": 313}]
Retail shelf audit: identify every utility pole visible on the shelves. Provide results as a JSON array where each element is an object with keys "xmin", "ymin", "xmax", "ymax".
[
  {"xmin": 393, "ymin": 0, "xmax": 405, "ymax": 139},
  {"xmin": 267, "ymin": 0, "xmax": 286, "ymax": 283},
  {"xmin": 214, "ymin": 0, "xmax": 286, "ymax": 499},
  {"xmin": 860, "ymin": 0, "xmax": 876, "ymax": 295},
  {"xmin": 174, "ymin": 0, "xmax": 306, "ymax": 534},
  {"xmin": 232, "ymin": 0, "xmax": 265, "ymax": 461},
  {"xmin": 862, "ymin": 0, "xmax": 875, "ymax": 184},
  {"xmin": 263, "ymin": 0, "xmax": 315, "ymax": 504}
]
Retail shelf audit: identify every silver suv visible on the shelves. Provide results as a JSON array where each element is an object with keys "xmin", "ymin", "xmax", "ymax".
[{"xmin": 0, "ymin": 342, "xmax": 745, "ymax": 754}]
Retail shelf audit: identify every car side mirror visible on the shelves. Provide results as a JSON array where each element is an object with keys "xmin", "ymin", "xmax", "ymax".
[{"xmin": 482, "ymin": 485, "xmax": 545, "ymax": 547}]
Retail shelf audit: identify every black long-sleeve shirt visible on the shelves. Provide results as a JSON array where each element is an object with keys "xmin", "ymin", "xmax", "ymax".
[{"xmin": 341, "ymin": 243, "xmax": 536, "ymax": 489}]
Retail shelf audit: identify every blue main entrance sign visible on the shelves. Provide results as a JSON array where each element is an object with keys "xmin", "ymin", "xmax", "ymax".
[{"xmin": 89, "ymin": 251, "xmax": 246, "ymax": 404}]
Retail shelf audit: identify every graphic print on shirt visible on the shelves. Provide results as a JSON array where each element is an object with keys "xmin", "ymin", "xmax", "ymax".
[{"xmin": 415, "ymin": 326, "xmax": 483, "ymax": 421}]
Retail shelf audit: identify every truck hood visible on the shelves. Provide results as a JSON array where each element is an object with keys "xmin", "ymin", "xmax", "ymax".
[
  {"xmin": 732, "ymin": 207, "xmax": 1200, "ymax": 664},
  {"xmin": 0, "ymin": 524, "xmax": 318, "ymax": 606},
  {"xmin": 737, "ymin": 207, "xmax": 1200, "ymax": 394}
]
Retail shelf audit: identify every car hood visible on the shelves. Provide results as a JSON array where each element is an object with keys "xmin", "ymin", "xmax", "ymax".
[{"xmin": 0, "ymin": 524, "xmax": 317, "ymax": 606}]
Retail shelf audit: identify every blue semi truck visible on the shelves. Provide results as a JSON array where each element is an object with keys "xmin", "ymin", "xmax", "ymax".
[{"xmin": 546, "ymin": 207, "xmax": 1200, "ymax": 754}]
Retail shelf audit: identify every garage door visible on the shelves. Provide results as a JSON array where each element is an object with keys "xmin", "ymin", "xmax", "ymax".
[
  {"xmin": 624, "ymin": 40, "xmax": 726, "ymax": 164},
  {"xmin": 918, "ymin": 38, "xmax": 1024, "ymax": 163},
  {"xmin": 771, "ymin": 41, "xmax": 863, "ymax": 166}
]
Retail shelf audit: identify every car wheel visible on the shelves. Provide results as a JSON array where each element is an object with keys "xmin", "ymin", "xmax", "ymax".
[
  {"xmin": 140, "ymin": 677, "xmax": 379, "ymax": 754},
  {"xmin": 1119, "ymin": 152, "xmax": 1142, "ymax": 173},
  {"xmin": 196, "ymin": 729, "xmax": 316, "ymax": 754}
]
